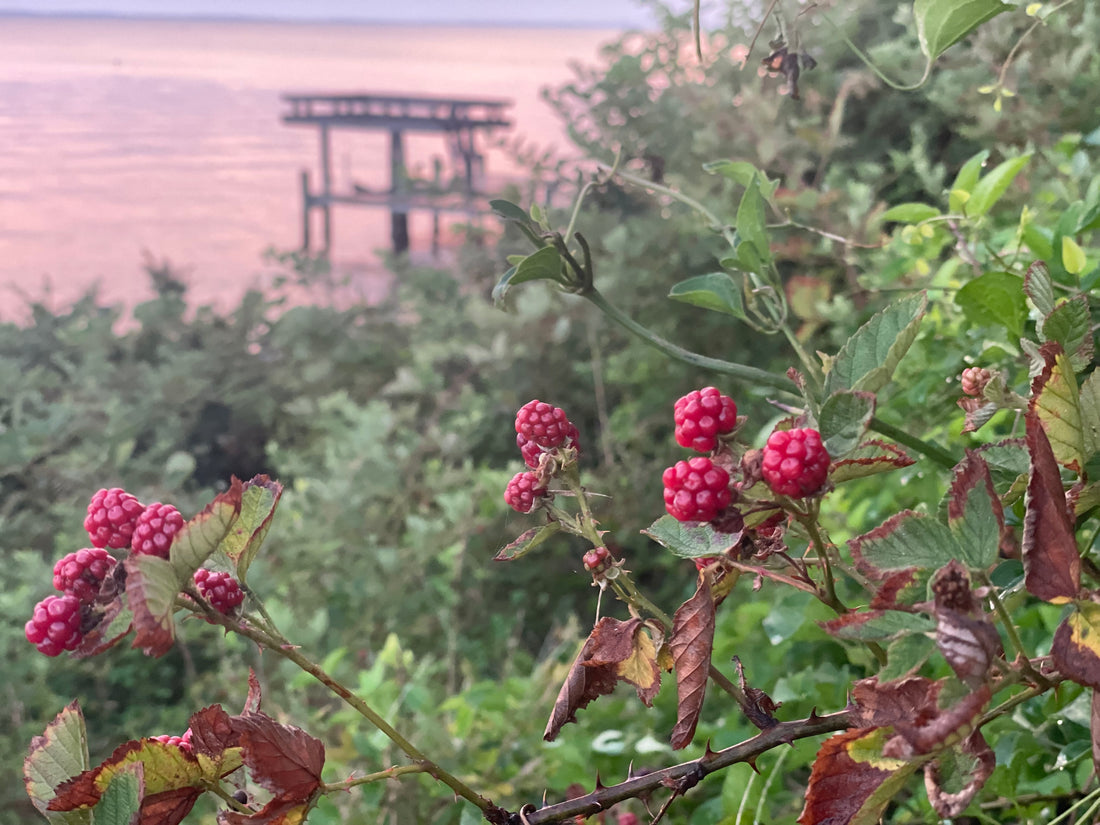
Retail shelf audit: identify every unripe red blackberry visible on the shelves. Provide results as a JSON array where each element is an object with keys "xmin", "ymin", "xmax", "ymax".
[
  {"xmin": 674, "ymin": 387, "xmax": 738, "ymax": 452},
  {"xmin": 662, "ymin": 457, "xmax": 731, "ymax": 523},
  {"xmin": 617, "ymin": 813, "xmax": 640, "ymax": 825},
  {"xmin": 193, "ymin": 568, "xmax": 245, "ymax": 614},
  {"xmin": 516, "ymin": 432, "xmax": 544, "ymax": 469},
  {"xmin": 761, "ymin": 428, "xmax": 831, "ymax": 498},
  {"xmin": 504, "ymin": 471, "xmax": 548, "ymax": 514},
  {"xmin": 515, "ymin": 400, "xmax": 579, "ymax": 450},
  {"xmin": 25, "ymin": 594, "xmax": 83, "ymax": 656},
  {"xmin": 151, "ymin": 729, "xmax": 193, "ymax": 754},
  {"xmin": 53, "ymin": 548, "xmax": 117, "ymax": 604},
  {"xmin": 582, "ymin": 546, "xmax": 612, "ymax": 573},
  {"xmin": 131, "ymin": 502, "xmax": 185, "ymax": 558},
  {"xmin": 960, "ymin": 367, "xmax": 992, "ymax": 397},
  {"xmin": 84, "ymin": 488, "xmax": 145, "ymax": 549}
]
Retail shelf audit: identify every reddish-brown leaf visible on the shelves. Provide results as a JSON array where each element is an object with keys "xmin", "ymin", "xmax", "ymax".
[
  {"xmin": 71, "ymin": 596, "xmax": 131, "ymax": 659},
  {"xmin": 124, "ymin": 554, "xmax": 178, "ymax": 658},
  {"xmin": 139, "ymin": 787, "xmax": 203, "ymax": 825},
  {"xmin": 543, "ymin": 619, "xmax": 642, "ymax": 741},
  {"xmin": 669, "ymin": 576, "xmax": 716, "ymax": 749},
  {"xmin": 889, "ymin": 685, "xmax": 991, "ymax": 757},
  {"xmin": 924, "ymin": 730, "xmax": 995, "ymax": 819},
  {"xmin": 957, "ymin": 397, "xmax": 999, "ymax": 434},
  {"xmin": 931, "ymin": 561, "xmax": 1002, "ymax": 688},
  {"xmin": 1052, "ymin": 602, "xmax": 1100, "ymax": 689},
  {"xmin": 850, "ymin": 677, "xmax": 941, "ymax": 729},
  {"xmin": 870, "ymin": 568, "xmax": 922, "ymax": 609},
  {"xmin": 187, "ymin": 705, "xmax": 241, "ymax": 759},
  {"xmin": 229, "ymin": 712, "xmax": 324, "ymax": 804},
  {"xmin": 829, "ymin": 439, "xmax": 916, "ymax": 483},
  {"xmin": 798, "ymin": 727, "xmax": 924, "ymax": 825},
  {"xmin": 1022, "ymin": 410, "xmax": 1080, "ymax": 602}
]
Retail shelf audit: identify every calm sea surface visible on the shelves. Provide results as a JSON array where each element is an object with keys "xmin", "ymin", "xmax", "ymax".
[{"xmin": 0, "ymin": 17, "xmax": 620, "ymax": 314}]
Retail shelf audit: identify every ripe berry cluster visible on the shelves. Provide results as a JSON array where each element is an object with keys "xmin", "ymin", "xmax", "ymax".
[
  {"xmin": 505, "ymin": 400, "xmax": 580, "ymax": 512},
  {"xmin": 26, "ymin": 487, "xmax": 246, "ymax": 656}
]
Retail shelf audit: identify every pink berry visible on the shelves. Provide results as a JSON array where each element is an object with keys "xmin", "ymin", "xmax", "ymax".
[
  {"xmin": 515, "ymin": 400, "xmax": 580, "ymax": 450},
  {"xmin": 662, "ymin": 457, "xmax": 731, "ymax": 522},
  {"xmin": 84, "ymin": 488, "xmax": 145, "ymax": 549},
  {"xmin": 960, "ymin": 367, "xmax": 992, "ymax": 397},
  {"xmin": 193, "ymin": 568, "xmax": 245, "ymax": 614},
  {"xmin": 504, "ymin": 471, "xmax": 548, "ymax": 514},
  {"xmin": 583, "ymin": 546, "xmax": 612, "ymax": 573},
  {"xmin": 131, "ymin": 502, "xmax": 185, "ymax": 558},
  {"xmin": 53, "ymin": 548, "xmax": 117, "ymax": 604},
  {"xmin": 761, "ymin": 428, "xmax": 831, "ymax": 498},
  {"xmin": 151, "ymin": 730, "xmax": 193, "ymax": 754},
  {"xmin": 25, "ymin": 594, "xmax": 83, "ymax": 657},
  {"xmin": 674, "ymin": 387, "xmax": 738, "ymax": 452}
]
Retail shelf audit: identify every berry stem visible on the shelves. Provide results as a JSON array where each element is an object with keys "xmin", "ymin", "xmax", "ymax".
[
  {"xmin": 978, "ymin": 571, "xmax": 1052, "ymax": 689},
  {"xmin": 204, "ymin": 780, "xmax": 252, "ymax": 814},
  {"xmin": 323, "ymin": 763, "xmax": 430, "ymax": 792},
  {"xmin": 181, "ymin": 593, "xmax": 494, "ymax": 813}
]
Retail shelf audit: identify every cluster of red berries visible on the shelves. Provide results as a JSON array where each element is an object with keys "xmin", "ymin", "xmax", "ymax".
[
  {"xmin": 582, "ymin": 546, "xmax": 612, "ymax": 574},
  {"xmin": 25, "ymin": 487, "xmax": 245, "ymax": 656},
  {"xmin": 960, "ymin": 366, "xmax": 992, "ymax": 397},
  {"xmin": 505, "ymin": 400, "xmax": 581, "ymax": 513},
  {"xmin": 661, "ymin": 388, "xmax": 831, "ymax": 524},
  {"xmin": 151, "ymin": 728, "xmax": 194, "ymax": 754}
]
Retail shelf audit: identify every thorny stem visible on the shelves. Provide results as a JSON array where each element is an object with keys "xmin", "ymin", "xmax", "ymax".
[
  {"xmin": 979, "ymin": 572, "xmax": 1053, "ymax": 689},
  {"xmin": 181, "ymin": 599, "xmax": 494, "ymax": 813},
  {"xmin": 323, "ymin": 764, "xmax": 429, "ymax": 792}
]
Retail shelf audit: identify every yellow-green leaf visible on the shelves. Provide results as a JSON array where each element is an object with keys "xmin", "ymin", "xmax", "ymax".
[
  {"xmin": 1030, "ymin": 343, "xmax": 1085, "ymax": 473},
  {"xmin": 1063, "ymin": 236, "xmax": 1087, "ymax": 275},
  {"xmin": 23, "ymin": 702, "xmax": 91, "ymax": 825}
]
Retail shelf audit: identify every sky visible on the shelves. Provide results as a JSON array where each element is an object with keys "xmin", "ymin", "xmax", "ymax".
[{"xmin": 0, "ymin": 0, "xmax": 661, "ymax": 26}]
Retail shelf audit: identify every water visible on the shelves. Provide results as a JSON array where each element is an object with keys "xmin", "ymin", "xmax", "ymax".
[{"xmin": 0, "ymin": 17, "xmax": 620, "ymax": 314}]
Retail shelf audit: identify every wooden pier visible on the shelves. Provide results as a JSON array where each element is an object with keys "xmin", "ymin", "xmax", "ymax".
[{"xmin": 282, "ymin": 92, "xmax": 513, "ymax": 254}]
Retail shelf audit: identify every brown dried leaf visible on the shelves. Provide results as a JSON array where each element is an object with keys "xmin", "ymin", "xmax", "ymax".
[
  {"xmin": 669, "ymin": 576, "xmax": 715, "ymax": 749},
  {"xmin": 798, "ymin": 727, "xmax": 925, "ymax": 825},
  {"xmin": 228, "ymin": 712, "xmax": 324, "ymax": 804},
  {"xmin": 1052, "ymin": 602, "xmax": 1100, "ymax": 689},
  {"xmin": 957, "ymin": 397, "xmax": 999, "ymax": 434},
  {"xmin": 889, "ymin": 685, "xmax": 991, "ymax": 757},
  {"xmin": 1022, "ymin": 410, "xmax": 1080, "ymax": 603},
  {"xmin": 850, "ymin": 677, "xmax": 941, "ymax": 729},
  {"xmin": 543, "ymin": 631, "xmax": 620, "ymax": 742},
  {"xmin": 138, "ymin": 787, "xmax": 204, "ymax": 825},
  {"xmin": 924, "ymin": 730, "xmax": 995, "ymax": 818}
]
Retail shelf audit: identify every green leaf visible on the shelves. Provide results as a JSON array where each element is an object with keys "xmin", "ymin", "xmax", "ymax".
[
  {"xmin": 23, "ymin": 702, "xmax": 92, "ymax": 825},
  {"xmin": 882, "ymin": 203, "xmax": 941, "ymax": 224},
  {"xmin": 821, "ymin": 609, "xmax": 935, "ymax": 642},
  {"xmin": 1024, "ymin": 260, "xmax": 1056, "ymax": 318},
  {"xmin": 880, "ymin": 633, "xmax": 937, "ymax": 681},
  {"xmin": 826, "ymin": 292, "xmax": 927, "ymax": 395},
  {"xmin": 949, "ymin": 150, "xmax": 989, "ymax": 213},
  {"xmin": 218, "ymin": 476, "xmax": 283, "ymax": 583},
  {"xmin": 703, "ymin": 159, "xmax": 758, "ymax": 187},
  {"xmin": 642, "ymin": 515, "xmax": 743, "ymax": 559},
  {"xmin": 967, "ymin": 154, "xmax": 1032, "ymax": 217},
  {"xmin": 955, "ymin": 271, "xmax": 1027, "ymax": 337},
  {"xmin": 490, "ymin": 199, "xmax": 535, "ymax": 225},
  {"xmin": 169, "ymin": 483, "xmax": 243, "ymax": 584},
  {"xmin": 125, "ymin": 554, "xmax": 180, "ymax": 657},
  {"xmin": 511, "ymin": 245, "xmax": 563, "ymax": 285},
  {"xmin": 946, "ymin": 454, "xmax": 1004, "ymax": 571},
  {"xmin": 669, "ymin": 272, "xmax": 746, "ymax": 320},
  {"xmin": 830, "ymin": 440, "xmax": 916, "ymax": 484},
  {"xmin": 1062, "ymin": 236, "xmax": 1087, "ymax": 275},
  {"xmin": 736, "ymin": 175, "xmax": 771, "ymax": 267},
  {"xmin": 818, "ymin": 391, "xmax": 877, "ymax": 459},
  {"xmin": 95, "ymin": 762, "xmax": 143, "ymax": 825},
  {"xmin": 849, "ymin": 511, "xmax": 969, "ymax": 577},
  {"xmin": 1039, "ymin": 296, "xmax": 1094, "ymax": 370},
  {"xmin": 493, "ymin": 522, "xmax": 562, "ymax": 562},
  {"xmin": 1080, "ymin": 370, "xmax": 1100, "ymax": 461},
  {"xmin": 490, "ymin": 264, "xmax": 518, "ymax": 304},
  {"xmin": 914, "ymin": 0, "xmax": 1009, "ymax": 59}
]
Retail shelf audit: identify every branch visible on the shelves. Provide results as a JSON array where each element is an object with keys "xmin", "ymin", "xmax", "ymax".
[{"xmin": 511, "ymin": 709, "xmax": 852, "ymax": 824}]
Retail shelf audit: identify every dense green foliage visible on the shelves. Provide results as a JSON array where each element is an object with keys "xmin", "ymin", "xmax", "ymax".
[{"xmin": 6, "ymin": 1, "xmax": 1100, "ymax": 823}]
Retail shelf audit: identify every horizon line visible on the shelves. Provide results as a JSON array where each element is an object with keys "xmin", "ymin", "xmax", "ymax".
[{"xmin": 0, "ymin": 9, "xmax": 643, "ymax": 29}]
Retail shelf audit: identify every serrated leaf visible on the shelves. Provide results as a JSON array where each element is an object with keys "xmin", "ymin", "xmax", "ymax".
[
  {"xmin": 218, "ymin": 476, "xmax": 283, "ymax": 582},
  {"xmin": 830, "ymin": 440, "xmax": 916, "ymax": 484},
  {"xmin": 972, "ymin": 438, "xmax": 1029, "ymax": 494},
  {"xmin": 882, "ymin": 203, "xmax": 941, "ymax": 223},
  {"xmin": 1022, "ymin": 410, "xmax": 1080, "ymax": 603},
  {"xmin": 925, "ymin": 732, "xmax": 995, "ymax": 818},
  {"xmin": 642, "ymin": 515, "xmax": 743, "ymax": 559},
  {"xmin": 1024, "ymin": 260, "xmax": 1055, "ymax": 317},
  {"xmin": 669, "ymin": 577, "xmax": 715, "ymax": 749},
  {"xmin": 24, "ymin": 702, "xmax": 91, "ymax": 825},
  {"xmin": 1052, "ymin": 602, "xmax": 1100, "ymax": 688},
  {"xmin": 170, "ymin": 480, "xmax": 243, "ymax": 583},
  {"xmin": 1080, "ymin": 371, "xmax": 1100, "ymax": 460},
  {"xmin": 1039, "ymin": 296, "xmax": 1094, "ymax": 370},
  {"xmin": 967, "ymin": 153, "xmax": 1032, "ymax": 217},
  {"xmin": 880, "ymin": 634, "xmax": 937, "ymax": 682},
  {"xmin": 736, "ymin": 174, "xmax": 771, "ymax": 268},
  {"xmin": 1063, "ymin": 236, "xmax": 1088, "ymax": 274},
  {"xmin": 493, "ymin": 522, "xmax": 562, "ymax": 561},
  {"xmin": 946, "ymin": 453, "xmax": 1004, "ymax": 571},
  {"xmin": 850, "ymin": 511, "xmax": 973, "ymax": 578},
  {"xmin": 799, "ymin": 727, "xmax": 926, "ymax": 825},
  {"xmin": 820, "ymin": 610, "xmax": 935, "ymax": 642},
  {"xmin": 615, "ymin": 625, "xmax": 662, "ymax": 707},
  {"xmin": 914, "ymin": 0, "xmax": 1008, "ymax": 59},
  {"xmin": 668, "ymin": 272, "xmax": 747, "ymax": 320},
  {"xmin": 1030, "ymin": 342, "xmax": 1085, "ymax": 473},
  {"xmin": 818, "ymin": 391, "xmax": 877, "ymax": 458},
  {"xmin": 125, "ymin": 554, "xmax": 180, "ymax": 658},
  {"xmin": 955, "ymin": 271, "xmax": 1027, "ymax": 337},
  {"xmin": 825, "ymin": 293, "xmax": 927, "ymax": 395},
  {"xmin": 95, "ymin": 762, "xmax": 142, "ymax": 825}
]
